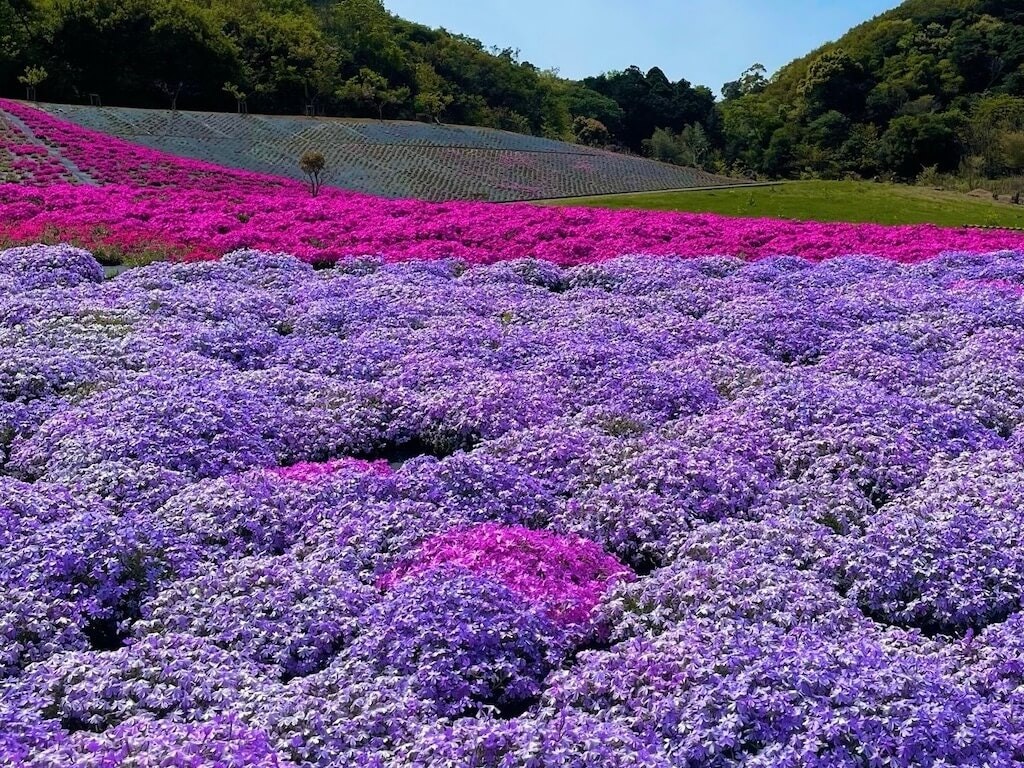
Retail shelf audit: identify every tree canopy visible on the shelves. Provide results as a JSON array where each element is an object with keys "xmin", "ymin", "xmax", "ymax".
[
  {"xmin": 4, "ymin": 0, "xmax": 1024, "ymax": 180},
  {"xmin": 719, "ymin": 0, "xmax": 1024, "ymax": 179}
]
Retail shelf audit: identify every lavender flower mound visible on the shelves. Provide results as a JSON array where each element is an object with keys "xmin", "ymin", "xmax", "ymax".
[
  {"xmin": 599, "ymin": 555, "xmax": 863, "ymax": 642},
  {"xmin": 1, "ymin": 480, "xmax": 170, "ymax": 675},
  {"xmin": 3, "ymin": 243, "xmax": 1024, "ymax": 765},
  {"xmin": 387, "ymin": 712, "xmax": 675, "ymax": 767},
  {"xmin": 544, "ymin": 618, "xmax": 1024, "ymax": 766},
  {"xmin": 348, "ymin": 568, "xmax": 561, "ymax": 717},
  {"xmin": 0, "ymin": 244, "xmax": 104, "ymax": 292},
  {"xmin": 6, "ymin": 633, "xmax": 264, "ymax": 733},
  {"xmin": 836, "ymin": 450, "xmax": 1024, "ymax": 634},
  {"xmin": 133, "ymin": 554, "xmax": 376, "ymax": 678},
  {"xmin": 926, "ymin": 327, "xmax": 1024, "ymax": 437},
  {"xmin": 24, "ymin": 715, "xmax": 293, "ymax": 768},
  {"xmin": 7, "ymin": 373, "xmax": 282, "ymax": 482},
  {"xmin": 233, "ymin": 661, "xmax": 440, "ymax": 766},
  {"xmin": 146, "ymin": 469, "xmax": 356, "ymax": 569}
]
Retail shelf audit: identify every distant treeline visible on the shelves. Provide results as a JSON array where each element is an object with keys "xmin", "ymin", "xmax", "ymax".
[{"xmin": 4, "ymin": 0, "xmax": 1024, "ymax": 181}]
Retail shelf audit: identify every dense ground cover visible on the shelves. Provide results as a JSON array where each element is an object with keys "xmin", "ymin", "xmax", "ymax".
[
  {"xmin": 4, "ymin": 100, "xmax": 1024, "ymax": 264},
  {"xmin": 3, "ymin": 244, "xmax": 1024, "ymax": 765},
  {"xmin": 553, "ymin": 180, "xmax": 1024, "ymax": 229}
]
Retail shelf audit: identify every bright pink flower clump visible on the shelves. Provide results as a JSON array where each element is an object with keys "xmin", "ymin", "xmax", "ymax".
[
  {"xmin": 270, "ymin": 458, "xmax": 391, "ymax": 482},
  {"xmin": 382, "ymin": 524, "xmax": 634, "ymax": 626}
]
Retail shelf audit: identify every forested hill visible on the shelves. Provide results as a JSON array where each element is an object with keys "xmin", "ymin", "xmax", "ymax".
[
  {"xmin": 719, "ymin": 0, "xmax": 1024, "ymax": 179},
  {"xmin": 0, "ymin": 0, "xmax": 716, "ymax": 156},
  {"xmin": 5, "ymin": 0, "xmax": 1024, "ymax": 182}
]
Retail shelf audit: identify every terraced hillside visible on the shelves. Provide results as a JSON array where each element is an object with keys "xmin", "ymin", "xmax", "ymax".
[{"xmin": 30, "ymin": 103, "xmax": 744, "ymax": 202}]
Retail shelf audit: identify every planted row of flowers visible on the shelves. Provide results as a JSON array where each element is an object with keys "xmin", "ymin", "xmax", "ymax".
[
  {"xmin": 2, "ymin": 244, "xmax": 1024, "ymax": 765},
  {"xmin": 3, "ymin": 99, "xmax": 1024, "ymax": 265},
  {"xmin": 0, "ymin": 111, "xmax": 74, "ymax": 186}
]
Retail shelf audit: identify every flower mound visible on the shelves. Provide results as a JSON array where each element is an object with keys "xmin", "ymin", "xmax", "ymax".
[
  {"xmin": 837, "ymin": 450, "xmax": 1024, "ymax": 634},
  {"xmin": 382, "ymin": 524, "xmax": 633, "ymax": 626},
  {"xmin": 0, "ymin": 243, "xmax": 103, "ymax": 291},
  {"xmin": 26, "ymin": 716, "xmax": 293, "ymax": 768},
  {"xmin": 133, "ymin": 554, "xmax": 376, "ymax": 678},
  {"xmin": 350, "ymin": 568, "xmax": 561, "ymax": 717}
]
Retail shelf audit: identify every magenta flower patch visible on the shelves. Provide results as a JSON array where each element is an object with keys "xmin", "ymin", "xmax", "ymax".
[{"xmin": 382, "ymin": 524, "xmax": 633, "ymax": 626}]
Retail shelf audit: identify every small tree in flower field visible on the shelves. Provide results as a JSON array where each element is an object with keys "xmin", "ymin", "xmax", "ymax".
[
  {"xmin": 299, "ymin": 149, "xmax": 326, "ymax": 196},
  {"xmin": 223, "ymin": 82, "xmax": 248, "ymax": 114}
]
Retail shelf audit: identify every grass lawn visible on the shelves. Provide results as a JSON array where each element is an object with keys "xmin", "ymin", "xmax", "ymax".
[{"xmin": 544, "ymin": 180, "xmax": 1024, "ymax": 229}]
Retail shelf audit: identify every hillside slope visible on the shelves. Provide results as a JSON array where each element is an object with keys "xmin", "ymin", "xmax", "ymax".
[
  {"xmin": 28, "ymin": 103, "xmax": 741, "ymax": 202},
  {"xmin": 3, "ymin": 97, "xmax": 1024, "ymax": 266}
]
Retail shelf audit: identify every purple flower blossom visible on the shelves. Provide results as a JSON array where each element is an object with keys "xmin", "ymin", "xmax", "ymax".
[
  {"xmin": 348, "ymin": 568, "xmax": 561, "ymax": 717},
  {"xmin": 1, "ymin": 246, "xmax": 1023, "ymax": 764},
  {"xmin": 0, "ymin": 244, "xmax": 103, "ymax": 292},
  {"xmin": 134, "ymin": 554, "xmax": 376, "ymax": 677}
]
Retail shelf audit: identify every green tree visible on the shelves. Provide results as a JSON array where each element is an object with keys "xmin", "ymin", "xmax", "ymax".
[
  {"xmin": 413, "ymin": 62, "xmax": 452, "ymax": 122},
  {"xmin": 1001, "ymin": 131, "xmax": 1024, "ymax": 172},
  {"xmin": 643, "ymin": 127, "xmax": 684, "ymax": 165},
  {"xmin": 678, "ymin": 123, "xmax": 713, "ymax": 169},
  {"xmin": 839, "ymin": 123, "xmax": 881, "ymax": 178},
  {"xmin": 564, "ymin": 84, "xmax": 624, "ymax": 135},
  {"xmin": 1, "ymin": 1, "xmax": 37, "ymax": 87},
  {"xmin": 968, "ymin": 93, "xmax": 1024, "ymax": 174},
  {"xmin": 205, "ymin": 0, "xmax": 336, "ymax": 113},
  {"xmin": 45, "ymin": 0, "xmax": 239, "ymax": 109},
  {"xmin": 572, "ymin": 116, "xmax": 610, "ymax": 147},
  {"xmin": 17, "ymin": 64, "xmax": 46, "ymax": 100},
  {"xmin": 720, "ymin": 92, "xmax": 787, "ymax": 175},
  {"xmin": 642, "ymin": 123, "xmax": 713, "ymax": 169},
  {"xmin": 798, "ymin": 49, "xmax": 865, "ymax": 118},
  {"xmin": 722, "ymin": 63, "xmax": 768, "ymax": 100},
  {"xmin": 584, "ymin": 65, "xmax": 716, "ymax": 152},
  {"xmin": 326, "ymin": 0, "xmax": 407, "ymax": 76},
  {"xmin": 880, "ymin": 112, "xmax": 966, "ymax": 179},
  {"xmin": 537, "ymin": 71, "xmax": 573, "ymax": 141},
  {"xmin": 223, "ymin": 81, "xmax": 247, "ymax": 113},
  {"xmin": 337, "ymin": 67, "xmax": 410, "ymax": 119},
  {"xmin": 763, "ymin": 124, "xmax": 800, "ymax": 177}
]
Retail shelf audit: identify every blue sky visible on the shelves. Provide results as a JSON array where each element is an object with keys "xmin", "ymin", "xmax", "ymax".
[{"xmin": 382, "ymin": 0, "xmax": 902, "ymax": 95}]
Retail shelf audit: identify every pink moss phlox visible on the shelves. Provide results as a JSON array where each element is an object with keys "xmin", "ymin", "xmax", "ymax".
[
  {"xmin": 3, "ymin": 99, "xmax": 1024, "ymax": 264},
  {"xmin": 382, "ymin": 523, "xmax": 634, "ymax": 626},
  {"xmin": 269, "ymin": 458, "xmax": 391, "ymax": 483}
]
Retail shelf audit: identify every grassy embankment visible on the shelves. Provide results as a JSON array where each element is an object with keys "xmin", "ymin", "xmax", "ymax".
[{"xmin": 547, "ymin": 180, "xmax": 1024, "ymax": 229}]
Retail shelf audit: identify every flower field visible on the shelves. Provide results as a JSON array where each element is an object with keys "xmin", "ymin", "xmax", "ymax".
[
  {"xmin": 31, "ymin": 102, "xmax": 745, "ymax": 202},
  {"xmin": 2, "ymin": 241, "xmax": 1024, "ymax": 765},
  {"xmin": 4, "ymin": 99, "xmax": 1024, "ymax": 264}
]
